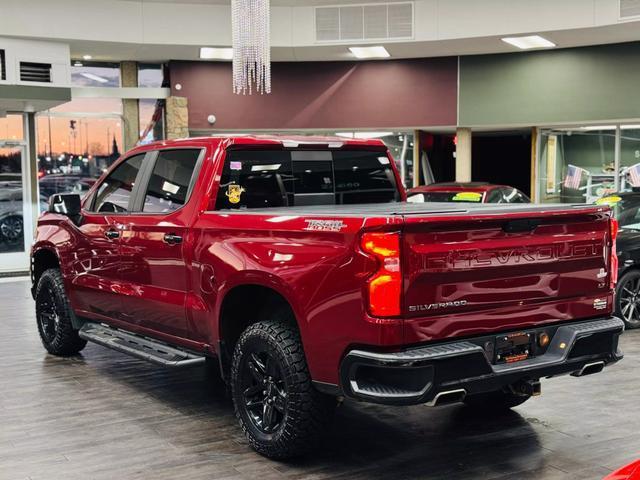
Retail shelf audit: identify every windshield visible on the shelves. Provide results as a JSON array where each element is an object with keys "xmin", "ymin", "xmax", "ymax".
[
  {"xmin": 407, "ymin": 191, "xmax": 484, "ymax": 203},
  {"xmin": 596, "ymin": 195, "xmax": 640, "ymax": 230}
]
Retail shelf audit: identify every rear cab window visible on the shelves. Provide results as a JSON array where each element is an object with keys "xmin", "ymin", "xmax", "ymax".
[{"xmin": 214, "ymin": 149, "xmax": 399, "ymax": 210}]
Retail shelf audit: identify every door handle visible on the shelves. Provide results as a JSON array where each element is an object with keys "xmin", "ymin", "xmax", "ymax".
[
  {"xmin": 164, "ymin": 233, "xmax": 183, "ymax": 245},
  {"xmin": 105, "ymin": 229, "xmax": 120, "ymax": 240}
]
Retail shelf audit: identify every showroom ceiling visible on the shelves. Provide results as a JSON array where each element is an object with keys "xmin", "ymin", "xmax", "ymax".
[{"xmin": 4, "ymin": 0, "xmax": 640, "ymax": 62}]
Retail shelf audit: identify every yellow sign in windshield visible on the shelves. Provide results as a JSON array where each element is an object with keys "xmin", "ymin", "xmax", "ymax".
[
  {"xmin": 595, "ymin": 195, "xmax": 622, "ymax": 206},
  {"xmin": 452, "ymin": 191, "xmax": 483, "ymax": 202}
]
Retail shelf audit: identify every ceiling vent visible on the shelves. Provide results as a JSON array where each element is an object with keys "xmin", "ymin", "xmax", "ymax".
[
  {"xmin": 0, "ymin": 50, "xmax": 5, "ymax": 81},
  {"xmin": 315, "ymin": 2, "xmax": 413, "ymax": 42},
  {"xmin": 620, "ymin": 0, "xmax": 640, "ymax": 18},
  {"xmin": 19, "ymin": 61, "xmax": 52, "ymax": 83}
]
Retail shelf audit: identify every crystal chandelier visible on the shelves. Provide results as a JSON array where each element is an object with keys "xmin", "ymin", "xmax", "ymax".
[{"xmin": 231, "ymin": 0, "xmax": 271, "ymax": 95}]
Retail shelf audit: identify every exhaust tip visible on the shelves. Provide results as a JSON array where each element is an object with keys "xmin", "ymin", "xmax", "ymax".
[
  {"xmin": 572, "ymin": 361, "xmax": 605, "ymax": 377},
  {"xmin": 426, "ymin": 389, "xmax": 467, "ymax": 407}
]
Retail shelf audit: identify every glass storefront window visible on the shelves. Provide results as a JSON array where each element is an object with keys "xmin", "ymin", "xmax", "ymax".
[
  {"xmin": 36, "ymin": 99, "xmax": 124, "ymax": 210},
  {"xmin": 538, "ymin": 126, "xmax": 640, "ymax": 203},
  {"xmin": 71, "ymin": 61, "xmax": 120, "ymax": 87},
  {"xmin": 620, "ymin": 127, "xmax": 640, "ymax": 192},
  {"xmin": 0, "ymin": 114, "xmax": 24, "ymax": 141},
  {"xmin": 52, "ymin": 98, "xmax": 122, "ymax": 115},
  {"xmin": 0, "ymin": 146, "xmax": 25, "ymax": 253},
  {"xmin": 139, "ymin": 99, "xmax": 165, "ymax": 144},
  {"xmin": 138, "ymin": 63, "xmax": 165, "ymax": 88},
  {"xmin": 538, "ymin": 128, "xmax": 616, "ymax": 203}
]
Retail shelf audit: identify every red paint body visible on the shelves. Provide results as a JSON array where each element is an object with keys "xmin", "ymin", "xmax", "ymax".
[{"xmin": 32, "ymin": 136, "xmax": 616, "ymax": 386}]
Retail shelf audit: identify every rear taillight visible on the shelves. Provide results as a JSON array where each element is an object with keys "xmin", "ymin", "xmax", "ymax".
[
  {"xmin": 610, "ymin": 217, "xmax": 619, "ymax": 289},
  {"xmin": 361, "ymin": 232, "xmax": 402, "ymax": 317}
]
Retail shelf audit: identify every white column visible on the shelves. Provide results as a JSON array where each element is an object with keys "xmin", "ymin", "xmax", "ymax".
[
  {"xmin": 455, "ymin": 127, "xmax": 472, "ymax": 182},
  {"xmin": 412, "ymin": 130, "xmax": 421, "ymax": 187}
]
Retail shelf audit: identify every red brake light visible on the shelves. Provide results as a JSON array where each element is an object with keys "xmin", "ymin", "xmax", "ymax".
[
  {"xmin": 361, "ymin": 232, "xmax": 402, "ymax": 317},
  {"xmin": 610, "ymin": 217, "xmax": 619, "ymax": 289}
]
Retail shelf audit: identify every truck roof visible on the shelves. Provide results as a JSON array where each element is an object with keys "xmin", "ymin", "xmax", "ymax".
[{"xmin": 134, "ymin": 135, "xmax": 387, "ymax": 152}]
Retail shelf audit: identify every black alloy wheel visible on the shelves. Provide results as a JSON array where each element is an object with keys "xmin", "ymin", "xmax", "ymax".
[
  {"xmin": 240, "ymin": 350, "xmax": 287, "ymax": 434},
  {"xmin": 616, "ymin": 270, "xmax": 640, "ymax": 329},
  {"xmin": 37, "ymin": 285, "xmax": 60, "ymax": 343}
]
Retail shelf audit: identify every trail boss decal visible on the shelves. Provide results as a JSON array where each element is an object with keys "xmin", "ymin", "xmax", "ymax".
[{"xmin": 304, "ymin": 219, "xmax": 346, "ymax": 232}]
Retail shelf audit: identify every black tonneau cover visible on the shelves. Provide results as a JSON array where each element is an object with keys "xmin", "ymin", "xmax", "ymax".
[{"xmin": 229, "ymin": 202, "xmax": 608, "ymax": 218}]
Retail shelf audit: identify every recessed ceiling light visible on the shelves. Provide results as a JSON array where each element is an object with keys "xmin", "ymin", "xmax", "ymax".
[
  {"xmin": 501, "ymin": 35, "xmax": 556, "ymax": 50},
  {"xmin": 82, "ymin": 54, "xmax": 92, "ymax": 60},
  {"xmin": 200, "ymin": 47, "xmax": 233, "ymax": 60},
  {"xmin": 348, "ymin": 46, "xmax": 390, "ymax": 59}
]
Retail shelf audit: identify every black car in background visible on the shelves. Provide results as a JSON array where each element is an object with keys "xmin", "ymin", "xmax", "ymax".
[{"xmin": 596, "ymin": 192, "xmax": 640, "ymax": 329}]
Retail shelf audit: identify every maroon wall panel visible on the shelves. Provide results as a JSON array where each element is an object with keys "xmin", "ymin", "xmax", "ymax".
[{"xmin": 170, "ymin": 58, "xmax": 458, "ymax": 131}]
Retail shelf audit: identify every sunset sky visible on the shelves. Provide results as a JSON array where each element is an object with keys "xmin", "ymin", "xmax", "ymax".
[{"xmin": 0, "ymin": 97, "xmax": 157, "ymax": 157}]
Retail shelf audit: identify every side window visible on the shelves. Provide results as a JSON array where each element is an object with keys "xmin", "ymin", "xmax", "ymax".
[
  {"xmin": 503, "ymin": 188, "xmax": 528, "ymax": 203},
  {"xmin": 142, "ymin": 149, "xmax": 201, "ymax": 213},
  {"xmin": 92, "ymin": 154, "xmax": 145, "ymax": 213},
  {"xmin": 486, "ymin": 189, "xmax": 503, "ymax": 203}
]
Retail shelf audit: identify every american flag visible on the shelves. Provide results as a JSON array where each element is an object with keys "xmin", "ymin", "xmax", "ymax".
[
  {"xmin": 563, "ymin": 164, "xmax": 586, "ymax": 190},
  {"xmin": 628, "ymin": 163, "xmax": 640, "ymax": 187}
]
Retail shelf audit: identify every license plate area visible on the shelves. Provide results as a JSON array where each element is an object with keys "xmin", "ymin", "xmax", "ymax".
[{"xmin": 494, "ymin": 331, "xmax": 535, "ymax": 364}]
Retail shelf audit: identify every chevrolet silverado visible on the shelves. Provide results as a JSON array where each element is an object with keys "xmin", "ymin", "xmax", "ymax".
[{"xmin": 31, "ymin": 135, "xmax": 624, "ymax": 458}]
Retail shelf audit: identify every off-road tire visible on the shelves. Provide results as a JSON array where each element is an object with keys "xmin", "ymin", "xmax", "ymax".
[
  {"xmin": 35, "ymin": 269, "xmax": 87, "ymax": 356},
  {"xmin": 463, "ymin": 388, "xmax": 531, "ymax": 411},
  {"xmin": 231, "ymin": 319, "xmax": 335, "ymax": 459}
]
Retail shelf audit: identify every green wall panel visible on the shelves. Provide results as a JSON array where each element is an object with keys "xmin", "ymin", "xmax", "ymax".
[{"xmin": 459, "ymin": 42, "xmax": 640, "ymax": 127}]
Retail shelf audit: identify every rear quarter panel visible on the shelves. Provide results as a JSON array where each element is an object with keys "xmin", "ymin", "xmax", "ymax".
[{"xmin": 190, "ymin": 212, "xmax": 404, "ymax": 383}]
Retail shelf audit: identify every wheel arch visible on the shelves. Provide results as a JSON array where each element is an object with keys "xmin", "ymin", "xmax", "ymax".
[
  {"xmin": 216, "ymin": 282, "xmax": 302, "ymax": 378},
  {"xmin": 31, "ymin": 246, "xmax": 61, "ymax": 296}
]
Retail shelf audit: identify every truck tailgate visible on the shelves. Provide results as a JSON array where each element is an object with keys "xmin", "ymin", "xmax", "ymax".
[{"xmin": 402, "ymin": 207, "xmax": 612, "ymax": 323}]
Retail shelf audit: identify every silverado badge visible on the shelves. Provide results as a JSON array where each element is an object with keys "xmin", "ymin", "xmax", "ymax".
[{"xmin": 226, "ymin": 183, "xmax": 245, "ymax": 204}]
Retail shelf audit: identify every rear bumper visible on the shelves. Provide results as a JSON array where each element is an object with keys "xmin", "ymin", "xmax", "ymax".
[{"xmin": 339, "ymin": 317, "xmax": 624, "ymax": 406}]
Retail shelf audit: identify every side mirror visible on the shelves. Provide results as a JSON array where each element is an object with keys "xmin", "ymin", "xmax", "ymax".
[{"xmin": 49, "ymin": 193, "xmax": 82, "ymax": 224}]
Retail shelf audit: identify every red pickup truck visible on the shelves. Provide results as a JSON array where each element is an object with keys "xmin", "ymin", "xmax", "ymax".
[{"xmin": 31, "ymin": 135, "xmax": 624, "ymax": 459}]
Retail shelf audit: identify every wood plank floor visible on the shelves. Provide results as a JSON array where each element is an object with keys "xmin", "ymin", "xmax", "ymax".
[{"xmin": 1, "ymin": 279, "xmax": 638, "ymax": 480}]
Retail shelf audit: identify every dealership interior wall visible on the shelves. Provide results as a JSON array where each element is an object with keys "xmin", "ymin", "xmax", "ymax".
[{"xmin": 1, "ymin": 0, "xmax": 640, "ymax": 273}]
